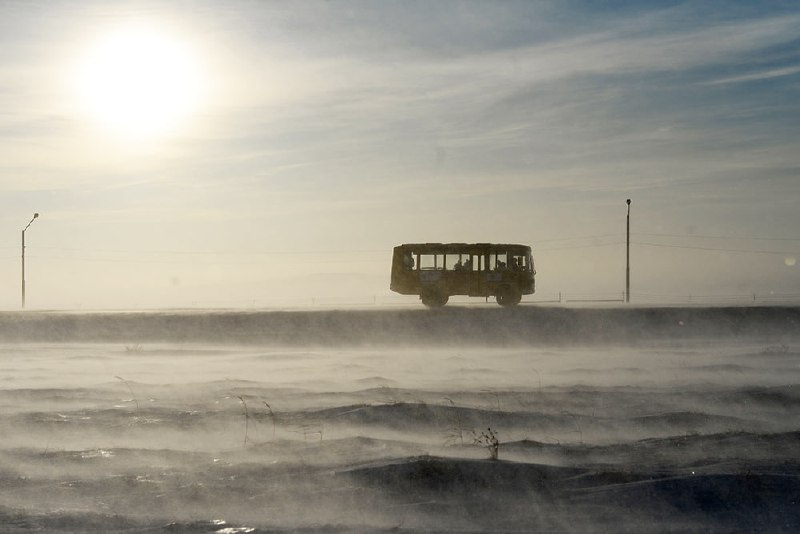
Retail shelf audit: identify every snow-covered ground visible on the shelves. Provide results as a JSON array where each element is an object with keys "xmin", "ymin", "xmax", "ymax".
[{"xmin": 1, "ymin": 307, "xmax": 798, "ymax": 531}]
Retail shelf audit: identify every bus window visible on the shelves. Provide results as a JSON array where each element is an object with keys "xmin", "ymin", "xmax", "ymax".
[
  {"xmin": 419, "ymin": 253, "xmax": 444, "ymax": 270},
  {"xmin": 489, "ymin": 252, "xmax": 508, "ymax": 271},
  {"xmin": 510, "ymin": 254, "xmax": 528, "ymax": 271},
  {"xmin": 403, "ymin": 250, "xmax": 416, "ymax": 270},
  {"xmin": 465, "ymin": 255, "xmax": 476, "ymax": 271},
  {"xmin": 448, "ymin": 254, "xmax": 460, "ymax": 271}
]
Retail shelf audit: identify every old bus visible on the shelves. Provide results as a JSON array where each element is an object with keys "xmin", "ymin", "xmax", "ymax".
[{"xmin": 390, "ymin": 243, "xmax": 535, "ymax": 307}]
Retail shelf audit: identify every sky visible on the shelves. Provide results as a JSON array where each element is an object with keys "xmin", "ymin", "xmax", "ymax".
[{"xmin": 1, "ymin": 0, "xmax": 799, "ymax": 309}]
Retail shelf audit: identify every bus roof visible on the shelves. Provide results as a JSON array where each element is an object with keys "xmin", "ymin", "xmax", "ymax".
[{"xmin": 394, "ymin": 243, "xmax": 531, "ymax": 253}]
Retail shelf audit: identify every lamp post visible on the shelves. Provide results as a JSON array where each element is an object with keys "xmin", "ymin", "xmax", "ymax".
[
  {"xmin": 22, "ymin": 213, "xmax": 39, "ymax": 309},
  {"xmin": 625, "ymin": 199, "xmax": 631, "ymax": 303}
]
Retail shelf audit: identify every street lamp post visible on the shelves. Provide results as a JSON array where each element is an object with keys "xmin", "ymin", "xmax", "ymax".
[
  {"xmin": 22, "ymin": 213, "xmax": 39, "ymax": 309},
  {"xmin": 625, "ymin": 199, "xmax": 631, "ymax": 303}
]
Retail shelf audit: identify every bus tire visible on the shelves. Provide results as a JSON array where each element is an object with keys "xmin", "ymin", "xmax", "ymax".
[
  {"xmin": 421, "ymin": 290, "xmax": 449, "ymax": 307},
  {"xmin": 496, "ymin": 286, "xmax": 521, "ymax": 307}
]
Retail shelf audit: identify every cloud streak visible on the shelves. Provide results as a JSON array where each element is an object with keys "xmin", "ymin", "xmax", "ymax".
[{"xmin": 705, "ymin": 65, "xmax": 800, "ymax": 85}]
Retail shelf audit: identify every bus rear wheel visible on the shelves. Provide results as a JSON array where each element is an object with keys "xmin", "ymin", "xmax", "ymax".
[
  {"xmin": 496, "ymin": 286, "xmax": 521, "ymax": 307},
  {"xmin": 421, "ymin": 290, "xmax": 449, "ymax": 307}
]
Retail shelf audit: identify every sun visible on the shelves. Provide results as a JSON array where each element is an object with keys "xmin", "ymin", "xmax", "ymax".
[{"xmin": 73, "ymin": 25, "xmax": 204, "ymax": 139}]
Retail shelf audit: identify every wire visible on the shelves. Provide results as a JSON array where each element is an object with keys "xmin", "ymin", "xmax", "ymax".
[
  {"xmin": 634, "ymin": 232, "xmax": 800, "ymax": 242},
  {"xmin": 537, "ymin": 241, "xmax": 623, "ymax": 251},
  {"xmin": 634, "ymin": 241, "xmax": 798, "ymax": 255},
  {"xmin": 26, "ymin": 246, "xmax": 387, "ymax": 256},
  {"xmin": 534, "ymin": 234, "xmax": 620, "ymax": 243},
  {"xmin": 11, "ymin": 255, "xmax": 387, "ymax": 266},
  {"xmin": 4, "ymin": 233, "xmax": 798, "ymax": 260}
]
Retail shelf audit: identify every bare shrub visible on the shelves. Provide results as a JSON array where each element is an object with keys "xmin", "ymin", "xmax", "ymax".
[{"xmin": 474, "ymin": 427, "xmax": 500, "ymax": 460}]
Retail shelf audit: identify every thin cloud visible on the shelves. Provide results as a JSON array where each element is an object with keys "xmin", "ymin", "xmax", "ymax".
[
  {"xmin": 431, "ymin": 13, "xmax": 800, "ymax": 87},
  {"xmin": 704, "ymin": 65, "xmax": 800, "ymax": 85}
]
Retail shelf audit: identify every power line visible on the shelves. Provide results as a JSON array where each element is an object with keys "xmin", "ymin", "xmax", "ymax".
[
  {"xmin": 4, "ymin": 254, "xmax": 387, "ymax": 266},
  {"xmin": 4, "ymin": 234, "xmax": 798, "ymax": 260},
  {"xmin": 634, "ymin": 241, "xmax": 798, "ymax": 255},
  {"xmin": 0, "ymin": 246, "xmax": 387, "ymax": 256},
  {"xmin": 537, "ymin": 241, "xmax": 623, "ymax": 251},
  {"xmin": 534, "ymin": 234, "xmax": 619, "ymax": 243},
  {"xmin": 634, "ymin": 232, "xmax": 800, "ymax": 242}
]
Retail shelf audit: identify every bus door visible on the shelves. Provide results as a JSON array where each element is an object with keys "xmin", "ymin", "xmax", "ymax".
[
  {"xmin": 470, "ymin": 253, "xmax": 487, "ymax": 295},
  {"xmin": 447, "ymin": 253, "xmax": 470, "ymax": 294},
  {"xmin": 486, "ymin": 252, "xmax": 507, "ymax": 284},
  {"xmin": 469, "ymin": 253, "xmax": 489, "ymax": 296},
  {"xmin": 418, "ymin": 252, "xmax": 444, "ymax": 287}
]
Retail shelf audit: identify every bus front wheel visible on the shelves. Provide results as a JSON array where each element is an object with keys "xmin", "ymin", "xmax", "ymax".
[
  {"xmin": 421, "ymin": 290, "xmax": 449, "ymax": 307},
  {"xmin": 496, "ymin": 287, "xmax": 521, "ymax": 307}
]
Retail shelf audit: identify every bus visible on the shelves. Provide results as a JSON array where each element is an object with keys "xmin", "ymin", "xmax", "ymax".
[{"xmin": 390, "ymin": 243, "xmax": 535, "ymax": 307}]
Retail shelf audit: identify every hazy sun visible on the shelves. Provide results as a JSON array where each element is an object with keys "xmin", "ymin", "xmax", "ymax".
[{"xmin": 73, "ymin": 25, "xmax": 204, "ymax": 139}]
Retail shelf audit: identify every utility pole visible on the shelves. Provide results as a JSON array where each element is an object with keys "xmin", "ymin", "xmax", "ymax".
[
  {"xmin": 625, "ymin": 199, "xmax": 631, "ymax": 303},
  {"xmin": 22, "ymin": 213, "xmax": 39, "ymax": 309}
]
